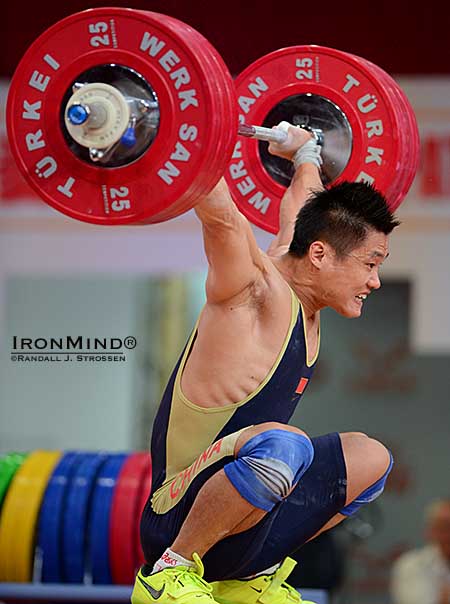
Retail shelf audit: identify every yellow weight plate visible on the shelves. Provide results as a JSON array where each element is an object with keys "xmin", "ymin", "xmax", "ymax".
[{"xmin": 0, "ymin": 450, "xmax": 61, "ymax": 581}]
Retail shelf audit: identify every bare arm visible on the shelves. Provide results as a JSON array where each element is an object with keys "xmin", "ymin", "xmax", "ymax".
[
  {"xmin": 266, "ymin": 126, "xmax": 324, "ymax": 257},
  {"xmin": 195, "ymin": 178, "xmax": 265, "ymax": 304}
]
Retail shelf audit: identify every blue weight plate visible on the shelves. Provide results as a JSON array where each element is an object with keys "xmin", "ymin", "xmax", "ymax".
[
  {"xmin": 88, "ymin": 453, "xmax": 128, "ymax": 584},
  {"xmin": 62, "ymin": 452, "xmax": 109, "ymax": 583},
  {"xmin": 36, "ymin": 452, "xmax": 85, "ymax": 582}
]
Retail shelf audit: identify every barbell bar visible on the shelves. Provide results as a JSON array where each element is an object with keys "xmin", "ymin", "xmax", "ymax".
[{"xmin": 6, "ymin": 7, "xmax": 419, "ymax": 230}]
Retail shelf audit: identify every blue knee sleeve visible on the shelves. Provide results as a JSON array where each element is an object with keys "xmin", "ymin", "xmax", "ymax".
[
  {"xmin": 340, "ymin": 451, "xmax": 394, "ymax": 516},
  {"xmin": 224, "ymin": 429, "xmax": 314, "ymax": 512}
]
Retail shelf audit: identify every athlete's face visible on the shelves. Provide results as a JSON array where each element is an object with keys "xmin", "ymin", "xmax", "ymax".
[{"xmin": 319, "ymin": 229, "xmax": 389, "ymax": 318}]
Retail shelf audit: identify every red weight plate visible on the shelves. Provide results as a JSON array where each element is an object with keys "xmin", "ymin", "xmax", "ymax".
[
  {"xmin": 357, "ymin": 57, "xmax": 420, "ymax": 210},
  {"xmin": 227, "ymin": 46, "xmax": 403, "ymax": 234},
  {"xmin": 134, "ymin": 456, "xmax": 152, "ymax": 570},
  {"xmin": 367, "ymin": 63, "xmax": 419, "ymax": 209},
  {"xmin": 395, "ymin": 102, "xmax": 420, "ymax": 208},
  {"xmin": 186, "ymin": 23, "xmax": 239, "ymax": 207},
  {"xmin": 348, "ymin": 54, "xmax": 408, "ymax": 207},
  {"xmin": 168, "ymin": 13, "xmax": 238, "ymax": 206},
  {"xmin": 7, "ymin": 8, "xmax": 236, "ymax": 225},
  {"xmin": 110, "ymin": 452, "xmax": 151, "ymax": 584},
  {"xmin": 138, "ymin": 12, "xmax": 238, "ymax": 224}
]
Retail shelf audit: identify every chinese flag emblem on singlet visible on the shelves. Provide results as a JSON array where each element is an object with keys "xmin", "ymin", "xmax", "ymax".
[{"xmin": 296, "ymin": 377, "xmax": 309, "ymax": 395}]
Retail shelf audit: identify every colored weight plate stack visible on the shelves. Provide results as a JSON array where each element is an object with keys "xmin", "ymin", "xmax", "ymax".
[
  {"xmin": 109, "ymin": 452, "xmax": 152, "ymax": 584},
  {"xmin": 0, "ymin": 448, "xmax": 152, "ymax": 585},
  {"xmin": 227, "ymin": 45, "xmax": 416, "ymax": 233},
  {"xmin": 0, "ymin": 451, "xmax": 61, "ymax": 582}
]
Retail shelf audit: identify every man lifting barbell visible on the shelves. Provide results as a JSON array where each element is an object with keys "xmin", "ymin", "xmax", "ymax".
[
  {"xmin": 131, "ymin": 123, "xmax": 397, "ymax": 604},
  {"xmin": 6, "ymin": 8, "xmax": 419, "ymax": 602}
]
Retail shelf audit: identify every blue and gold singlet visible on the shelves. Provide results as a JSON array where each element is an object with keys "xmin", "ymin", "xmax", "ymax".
[
  {"xmin": 149, "ymin": 288, "xmax": 319, "ymax": 514},
  {"xmin": 140, "ymin": 289, "xmax": 349, "ymax": 581}
]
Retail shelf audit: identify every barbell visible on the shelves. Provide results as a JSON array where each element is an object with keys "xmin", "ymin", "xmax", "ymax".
[{"xmin": 6, "ymin": 7, "xmax": 419, "ymax": 232}]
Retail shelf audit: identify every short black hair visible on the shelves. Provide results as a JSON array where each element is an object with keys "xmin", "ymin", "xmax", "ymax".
[{"xmin": 289, "ymin": 181, "xmax": 400, "ymax": 258}]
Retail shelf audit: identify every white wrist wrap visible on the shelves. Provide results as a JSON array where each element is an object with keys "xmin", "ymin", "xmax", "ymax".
[{"xmin": 292, "ymin": 138, "xmax": 323, "ymax": 170}]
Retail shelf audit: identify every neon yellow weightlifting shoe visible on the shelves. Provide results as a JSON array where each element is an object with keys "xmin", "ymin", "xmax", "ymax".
[
  {"xmin": 132, "ymin": 552, "xmax": 219, "ymax": 604},
  {"xmin": 211, "ymin": 558, "xmax": 316, "ymax": 604}
]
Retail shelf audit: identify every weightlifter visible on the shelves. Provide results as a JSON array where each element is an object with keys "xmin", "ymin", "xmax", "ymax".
[{"xmin": 131, "ymin": 123, "xmax": 397, "ymax": 604}]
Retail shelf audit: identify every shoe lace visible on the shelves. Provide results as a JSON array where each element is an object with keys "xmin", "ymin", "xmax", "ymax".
[
  {"xmin": 278, "ymin": 581, "xmax": 302, "ymax": 602},
  {"xmin": 259, "ymin": 558, "xmax": 303, "ymax": 604},
  {"xmin": 167, "ymin": 553, "xmax": 213, "ymax": 598}
]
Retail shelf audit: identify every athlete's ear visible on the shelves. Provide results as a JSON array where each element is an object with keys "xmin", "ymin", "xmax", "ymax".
[{"xmin": 308, "ymin": 241, "xmax": 327, "ymax": 269}]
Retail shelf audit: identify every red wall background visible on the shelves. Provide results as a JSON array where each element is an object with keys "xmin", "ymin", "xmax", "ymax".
[{"xmin": 2, "ymin": 0, "xmax": 448, "ymax": 78}]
